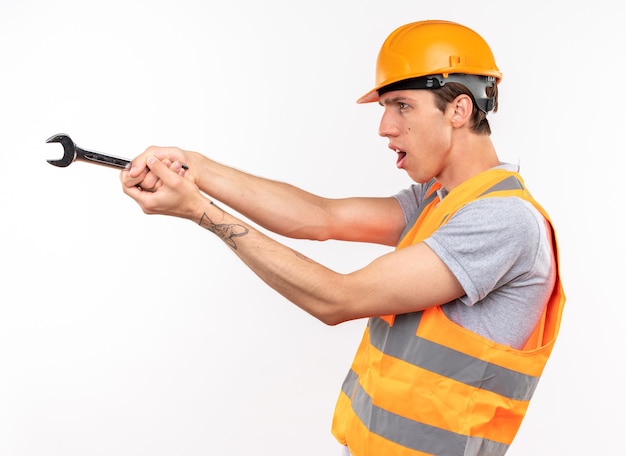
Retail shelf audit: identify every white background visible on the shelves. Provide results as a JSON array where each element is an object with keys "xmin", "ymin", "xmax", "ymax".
[{"xmin": 0, "ymin": 0, "xmax": 623, "ymax": 454}]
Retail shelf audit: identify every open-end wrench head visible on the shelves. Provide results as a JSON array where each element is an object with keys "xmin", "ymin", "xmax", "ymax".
[{"xmin": 46, "ymin": 133, "xmax": 76, "ymax": 167}]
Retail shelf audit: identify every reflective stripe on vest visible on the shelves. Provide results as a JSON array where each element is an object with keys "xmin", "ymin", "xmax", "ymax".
[
  {"xmin": 331, "ymin": 169, "xmax": 566, "ymax": 456},
  {"xmin": 370, "ymin": 315, "xmax": 540, "ymax": 401},
  {"xmin": 340, "ymin": 369, "xmax": 511, "ymax": 456}
]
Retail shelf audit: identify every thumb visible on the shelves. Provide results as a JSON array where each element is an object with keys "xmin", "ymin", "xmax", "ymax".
[{"xmin": 146, "ymin": 156, "xmax": 174, "ymax": 183}]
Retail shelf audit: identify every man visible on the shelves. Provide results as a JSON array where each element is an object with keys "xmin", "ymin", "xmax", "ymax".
[{"xmin": 121, "ymin": 20, "xmax": 565, "ymax": 456}]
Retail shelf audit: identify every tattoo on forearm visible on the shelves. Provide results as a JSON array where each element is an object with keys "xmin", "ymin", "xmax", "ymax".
[{"xmin": 199, "ymin": 212, "xmax": 249, "ymax": 249}]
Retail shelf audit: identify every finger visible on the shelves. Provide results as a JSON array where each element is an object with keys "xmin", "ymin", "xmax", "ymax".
[
  {"xmin": 143, "ymin": 171, "xmax": 163, "ymax": 190},
  {"xmin": 128, "ymin": 146, "xmax": 164, "ymax": 178},
  {"xmin": 128, "ymin": 160, "xmax": 148, "ymax": 178},
  {"xmin": 121, "ymin": 167, "xmax": 145, "ymax": 188},
  {"xmin": 146, "ymin": 156, "xmax": 177, "ymax": 185},
  {"xmin": 141, "ymin": 159, "xmax": 178, "ymax": 190},
  {"xmin": 120, "ymin": 172, "xmax": 146, "ymax": 200},
  {"xmin": 122, "ymin": 164, "xmax": 149, "ymax": 187},
  {"xmin": 152, "ymin": 148, "xmax": 191, "ymax": 175},
  {"xmin": 151, "ymin": 147, "xmax": 185, "ymax": 163},
  {"xmin": 170, "ymin": 161, "xmax": 187, "ymax": 176}
]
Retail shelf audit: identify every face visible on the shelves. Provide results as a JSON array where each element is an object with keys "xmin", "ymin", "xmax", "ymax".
[{"xmin": 378, "ymin": 89, "xmax": 454, "ymax": 184}]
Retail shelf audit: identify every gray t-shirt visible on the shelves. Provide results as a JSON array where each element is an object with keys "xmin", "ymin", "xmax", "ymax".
[{"xmin": 394, "ymin": 168, "xmax": 556, "ymax": 349}]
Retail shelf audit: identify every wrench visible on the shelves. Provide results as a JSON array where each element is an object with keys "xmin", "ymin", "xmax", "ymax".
[
  {"xmin": 46, "ymin": 133, "xmax": 132, "ymax": 169},
  {"xmin": 46, "ymin": 133, "xmax": 189, "ymax": 173}
]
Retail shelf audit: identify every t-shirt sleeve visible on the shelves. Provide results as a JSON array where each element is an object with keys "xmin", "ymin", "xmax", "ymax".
[
  {"xmin": 393, "ymin": 183, "xmax": 430, "ymax": 226},
  {"xmin": 424, "ymin": 197, "xmax": 546, "ymax": 306}
]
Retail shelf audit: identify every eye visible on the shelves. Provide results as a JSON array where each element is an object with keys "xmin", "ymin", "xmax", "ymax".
[{"xmin": 399, "ymin": 102, "xmax": 409, "ymax": 110}]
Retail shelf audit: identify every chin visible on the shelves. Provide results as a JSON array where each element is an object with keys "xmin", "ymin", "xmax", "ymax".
[{"xmin": 407, "ymin": 172, "xmax": 430, "ymax": 184}]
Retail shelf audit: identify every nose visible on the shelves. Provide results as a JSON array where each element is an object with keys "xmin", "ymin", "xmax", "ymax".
[{"xmin": 378, "ymin": 110, "xmax": 399, "ymax": 138}]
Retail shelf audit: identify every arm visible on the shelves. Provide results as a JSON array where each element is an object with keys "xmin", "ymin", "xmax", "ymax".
[
  {"xmin": 121, "ymin": 157, "xmax": 465, "ymax": 325},
  {"xmin": 124, "ymin": 146, "xmax": 405, "ymax": 246}
]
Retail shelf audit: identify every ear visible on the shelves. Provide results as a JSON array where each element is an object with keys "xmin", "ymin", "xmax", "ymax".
[{"xmin": 449, "ymin": 94, "xmax": 473, "ymax": 128}]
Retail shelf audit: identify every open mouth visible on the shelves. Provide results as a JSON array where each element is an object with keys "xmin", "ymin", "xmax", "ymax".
[{"xmin": 396, "ymin": 150, "xmax": 407, "ymax": 168}]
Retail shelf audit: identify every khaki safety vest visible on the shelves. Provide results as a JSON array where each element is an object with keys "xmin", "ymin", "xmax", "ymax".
[{"xmin": 331, "ymin": 169, "xmax": 566, "ymax": 456}]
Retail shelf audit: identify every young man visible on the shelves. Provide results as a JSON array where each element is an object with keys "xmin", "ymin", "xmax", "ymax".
[{"xmin": 121, "ymin": 20, "xmax": 565, "ymax": 456}]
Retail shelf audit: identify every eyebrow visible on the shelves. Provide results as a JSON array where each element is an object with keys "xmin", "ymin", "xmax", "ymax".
[{"xmin": 379, "ymin": 95, "xmax": 413, "ymax": 106}]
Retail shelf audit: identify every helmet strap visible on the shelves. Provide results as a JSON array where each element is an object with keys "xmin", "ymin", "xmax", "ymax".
[{"xmin": 377, "ymin": 74, "xmax": 497, "ymax": 113}]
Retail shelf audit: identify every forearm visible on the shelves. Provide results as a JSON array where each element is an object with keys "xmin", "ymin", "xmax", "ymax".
[
  {"xmin": 193, "ymin": 155, "xmax": 406, "ymax": 245},
  {"xmin": 195, "ymin": 199, "xmax": 463, "ymax": 324},
  {"xmin": 194, "ymin": 155, "xmax": 334, "ymax": 240},
  {"xmin": 198, "ymin": 200, "xmax": 355, "ymax": 325}
]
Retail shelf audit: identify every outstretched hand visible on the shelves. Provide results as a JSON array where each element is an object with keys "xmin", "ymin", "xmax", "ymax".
[
  {"xmin": 121, "ymin": 154, "xmax": 206, "ymax": 221},
  {"xmin": 123, "ymin": 146, "xmax": 194, "ymax": 191}
]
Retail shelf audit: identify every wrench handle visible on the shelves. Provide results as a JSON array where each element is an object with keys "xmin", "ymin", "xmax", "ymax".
[{"xmin": 76, "ymin": 146, "xmax": 131, "ymax": 169}]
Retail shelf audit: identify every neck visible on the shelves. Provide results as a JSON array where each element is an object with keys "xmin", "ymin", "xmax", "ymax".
[{"xmin": 437, "ymin": 134, "xmax": 499, "ymax": 191}]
